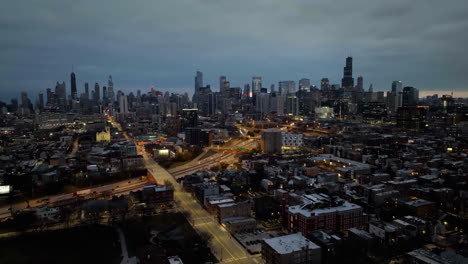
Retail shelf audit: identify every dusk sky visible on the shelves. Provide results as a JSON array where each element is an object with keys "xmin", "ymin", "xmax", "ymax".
[{"xmin": 2, "ymin": 0, "xmax": 468, "ymax": 101}]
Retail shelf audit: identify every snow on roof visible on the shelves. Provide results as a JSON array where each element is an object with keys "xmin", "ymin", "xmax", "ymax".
[
  {"xmin": 288, "ymin": 194, "xmax": 361, "ymax": 217},
  {"xmin": 263, "ymin": 233, "xmax": 320, "ymax": 254}
]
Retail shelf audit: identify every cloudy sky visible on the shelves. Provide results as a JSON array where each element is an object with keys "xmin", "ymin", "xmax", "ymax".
[{"xmin": 1, "ymin": 0, "xmax": 468, "ymax": 101}]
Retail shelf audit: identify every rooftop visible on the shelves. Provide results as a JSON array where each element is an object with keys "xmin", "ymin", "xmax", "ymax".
[{"xmin": 263, "ymin": 233, "xmax": 320, "ymax": 254}]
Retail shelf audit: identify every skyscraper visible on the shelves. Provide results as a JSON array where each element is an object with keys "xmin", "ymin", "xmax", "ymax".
[
  {"xmin": 38, "ymin": 91, "xmax": 44, "ymax": 110},
  {"xmin": 320, "ymin": 78, "xmax": 330, "ymax": 90},
  {"xmin": 84, "ymin": 83, "xmax": 89, "ymax": 100},
  {"xmin": 195, "ymin": 71, "xmax": 203, "ymax": 93},
  {"xmin": 219, "ymin": 76, "xmax": 228, "ymax": 94},
  {"xmin": 252, "ymin": 76, "xmax": 262, "ymax": 94},
  {"xmin": 94, "ymin": 82, "xmax": 100, "ymax": 103},
  {"xmin": 21, "ymin": 91, "xmax": 29, "ymax": 109},
  {"xmin": 70, "ymin": 72, "xmax": 77, "ymax": 100},
  {"xmin": 107, "ymin": 75, "xmax": 115, "ymax": 103},
  {"xmin": 341, "ymin": 57, "xmax": 354, "ymax": 89},
  {"xmin": 389, "ymin": 81, "xmax": 403, "ymax": 112},
  {"xmin": 119, "ymin": 94, "xmax": 128, "ymax": 113},
  {"xmin": 279, "ymin": 81, "xmax": 295, "ymax": 96},
  {"xmin": 46, "ymin": 88, "xmax": 54, "ymax": 105},
  {"xmin": 356, "ymin": 76, "xmax": 364, "ymax": 91},
  {"xmin": 243, "ymin": 84, "xmax": 251, "ymax": 97},
  {"xmin": 402, "ymin": 86, "xmax": 419, "ymax": 106},
  {"xmin": 299, "ymin": 79, "xmax": 310, "ymax": 91},
  {"xmin": 55, "ymin": 81, "xmax": 67, "ymax": 108}
]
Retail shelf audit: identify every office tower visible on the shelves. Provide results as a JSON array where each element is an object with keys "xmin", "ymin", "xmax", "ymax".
[
  {"xmin": 182, "ymin": 108, "xmax": 199, "ymax": 128},
  {"xmin": 70, "ymin": 72, "xmax": 77, "ymax": 100},
  {"xmin": 279, "ymin": 81, "xmax": 295, "ymax": 96},
  {"xmin": 195, "ymin": 71, "xmax": 203, "ymax": 93},
  {"xmin": 256, "ymin": 92, "xmax": 271, "ymax": 117},
  {"xmin": 243, "ymin": 84, "xmax": 251, "ymax": 97},
  {"xmin": 286, "ymin": 96, "xmax": 299, "ymax": 116},
  {"xmin": 356, "ymin": 76, "xmax": 363, "ymax": 91},
  {"xmin": 402, "ymin": 86, "xmax": 419, "ymax": 106},
  {"xmin": 107, "ymin": 75, "xmax": 115, "ymax": 103},
  {"xmin": 84, "ymin": 83, "xmax": 89, "ymax": 99},
  {"xmin": 38, "ymin": 91, "xmax": 44, "ymax": 110},
  {"xmin": 46, "ymin": 88, "xmax": 54, "ymax": 105},
  {"xmin": 341, "ymin": 57, "xmax": 354, "ymax": 89},
  {"xmin": 320, "ymin": 78, "xmax": 330, "ymax": 90},
  {"xmin": 299, "ymin": 79, "xmax": 310, "ymax": 91},
  {"xmin": 270, "ymin": 84, "xmax": 275, "ymax": 93},
  {"xmin": 119, "ymin": 95, "xmax": 128, "ymax": 113},
  {"xmin": 103, "ymin": 86, "xmax": 107, "ymax": 101},
  {"xmin": 219, "ymin": 76, "xmax": 227, "ymax": 93},
  {"xmin": 21, "ymin": 92, "xmax": 29, "ymax": 109},
  {"xmin": 252, "ymin": 76, "xmax": 262, "ymax": 94},
  {"xmin": 55, "ymin": 81, "xmax": 67, "ymax": 108},
  {"xmin": 389, "ymin": 81, "xmax": 403, "ymax": 112},
  {"xmin": 369, "ymin": 84, "xmax": 373, "ymax": 92},
  {"xmin": 208, "ymin": 93, "xmax": 217, "ymax": 115},
  {"xmin": 94, "ymin": 82, "xmax": 100, "ymax": 103}
]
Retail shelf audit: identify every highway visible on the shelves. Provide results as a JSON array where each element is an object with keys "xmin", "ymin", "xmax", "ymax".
[
  {"xmin": 168, "ymin": 138, "xmax": 258, "ymax": 179},
  {"xmin": 0, "ymin": 178, "xmax": 147, "ymax": 220}
]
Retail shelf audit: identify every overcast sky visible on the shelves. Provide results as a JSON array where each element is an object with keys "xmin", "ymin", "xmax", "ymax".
[{"xmin": 1, "ymin": 0, "xmax": 468, "ymax": 101}]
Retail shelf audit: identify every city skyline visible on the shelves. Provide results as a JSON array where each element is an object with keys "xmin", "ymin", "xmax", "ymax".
[{"xmin": 2, "ymin": 1, "xmax": 468, "ymax": 100}]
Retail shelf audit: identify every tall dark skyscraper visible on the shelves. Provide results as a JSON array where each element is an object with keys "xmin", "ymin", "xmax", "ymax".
[
  {"xmin": 46, "ymin": 88, "xmax": 53, "ymax": 105},
  {"xmin": 70, "ymin": 72, "xmax": 77, "ymax": 100},
  {"xmin": 94, "ymin": 82, "xmax": 100, "ymax": 103},
  {"xmin": 195, "ymin": 71, "xmax": 203, "ymax": 93},
  {"xmin": 402, "ymin": 86, "xmax": 419, "ymax": 106},
  {"xmin": 55, "ymin": 81, "xmax": 67, "ymax": 108},
  {"xmin": 84, "ymin": 82, "xmax": 89, "ymax": 99},
  {"xmin": 107, "ymin": 75, "xmax": 114, "ymax": 103},
  {"xmin": 341, "ymin": 57, "xmax": 354, "ymax": 89},
  {"xmin": 38, "ymin": 91, "xmax": 44, "ymax": 110},
  {"xmin": 356, "ymin": 76, "xmax": 363, "ymax": 91},
  {"xmin": 219, "ymin": 76, "xmax": 227, "ymax": 94}
]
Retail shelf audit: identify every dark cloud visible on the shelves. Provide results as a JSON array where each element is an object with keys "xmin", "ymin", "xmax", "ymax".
[{"xmin": 1, "ymin": 0, "xmax": 467, "ymax": 100}]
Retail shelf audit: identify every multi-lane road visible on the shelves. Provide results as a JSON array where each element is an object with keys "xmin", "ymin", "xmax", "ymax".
[
  {"xmin": 0, "ymin": 178, "xmax": 147, "ymax": 220},
  {"xmin": 143, "ymin": 154, "xmax": 260, "ymax": 264}
]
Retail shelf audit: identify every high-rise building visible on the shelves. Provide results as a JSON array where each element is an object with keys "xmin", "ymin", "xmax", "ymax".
[
  {"xmin": 182, "ymin": 108, "xmax": 199, "ymax": 128},
  {"xmin": 55, "ymin": 81, "xmax": 67, "ymax": 108},
  {"xmin": 389, "ymin": 81, "xmax": 403, "ymax": 112},
  {"xmin": 70, "ymin": 72, "xmax": 77, "ymax": 100},
  {"xmin": 252, "ymin": 76, "xmax": 262, "ymax": 94},
  {"xmin": 195, "ymin": 71, "xmax": 203, "ymax": 93},
  {"xmin": 341, "ymin": 57, "xmax": 354, "ymax": 89},
  {"xmin": 107, "ymin": 75, "xmax": 115, "ymax": 103},
  {"xmin": 84, "ymin": 82, "xmax": 89, "ymax": 99},
  {"xmin": 46, "ymin": 88, "xmax": 54, "ymax": 105},
  {"xmin": 279, "ymin": 81, "xmax": 295, "ymax": 96},
  {"xmin": 299, "ymin": 79, "xmax": 310, "ymax": 91},
  {"xmin": 243, "ymin": 84, "xmax": 251, "ymax": 97},
  {"xmin": 219, "ymin": 76, "xmax": 227, "ymax": 94},
  {"xmin": 38, "ymin": 91, "xmax": 44, "ymax": 110},
  {"xmin": 119, "ymin": 94, "xmax": 128, "ymax": 113},
  {"xmin": 94, "ymin": 82, "xmax": 100, "ymax": 103},
  {"xmin": 402, "ymin": 86, "xmax": 419, "ymax": 106},
  {"xmin": 356, "ymin": 76, "xmax": 364, "ymax": 91},
  {"xmin": 21, "ymin": 92, "xmax": 29, "ymax": 109},
  {"xmin": 320, "ymin": 78, "xmax": 330, "ymax": 90}
]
